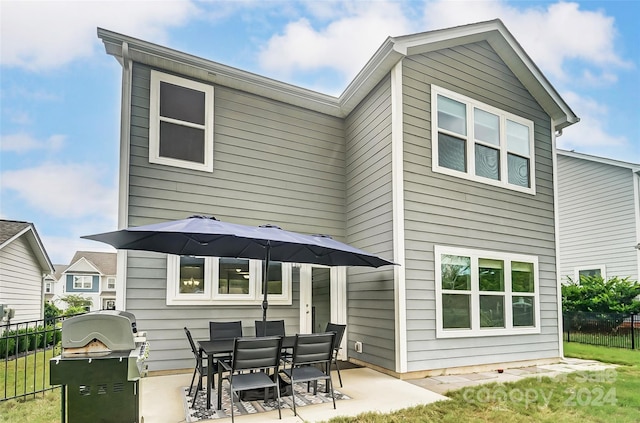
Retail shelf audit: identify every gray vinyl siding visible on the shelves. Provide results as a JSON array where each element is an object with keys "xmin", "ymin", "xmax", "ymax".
[
  {"xmin": 127, "ymin": 63, "xmax": 346, "ymax": 371},
  {"xmin": 0, "ymin": 236, "xmax": 43, "ymax": 323},
  {"xmin": 557, "ymin": 155, "xmax": 638, "ymax": 281},
  {"xmin": 345, "ymin": 76, "xmax": 396, "ymax": 371},
  {"xmin": 402, "ymin": 41, "xmax": 560, "ymax": 371}
]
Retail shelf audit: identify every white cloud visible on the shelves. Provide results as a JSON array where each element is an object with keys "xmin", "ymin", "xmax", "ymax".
[
  {"xmin": 1, "ymin": 162, "xmax": 117, "ymax": 219},
  {"xmin": 42, "ymin": 234, "xmax": 116, "ymax": 265},
  {"xmin": 0, "ymin": 0, "xmax": 200, "ymax": 70},
  {"xmin": 557, "ymin": 90, "xmax": 631, "ymax": 156},
  {"xmin": 421, "ymin": 0, "xmax": 629, "ymax": 82},
  {"xmin": 258, "ymin": 2, "xmax": 413, "ymax": 83},
  {"xmin": 0, "ymin": 133, "xmax": 65, "ymax": 153}
]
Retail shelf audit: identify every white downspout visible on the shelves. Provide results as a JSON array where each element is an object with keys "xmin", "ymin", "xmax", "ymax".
[
  {"xmin": 552, "ymin": 123, "xmax": 564, "ymax": 359},
  {"xmin": 391, "ymin": 61, "xmax": 407, "ymax": 374},
  {"xmin": 116, "ymin": 41, "xmax": 132, "ymax": 311}
]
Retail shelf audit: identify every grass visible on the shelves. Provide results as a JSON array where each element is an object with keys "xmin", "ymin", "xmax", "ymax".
[
  {"xmin": 0, "ymin": 348, "xmax": 60, "ymax": 423},
  {"xmin": 325, "ymin": 343, "xmax": 640, "ymax": 422},
  {"xmin": 1, "ymin": 342, "xmax": 639, "ymax": 422}
]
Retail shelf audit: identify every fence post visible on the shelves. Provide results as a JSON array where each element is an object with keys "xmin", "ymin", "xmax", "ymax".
[
  {"xmin": 632, "ymin": 313, "xmax": 636, "ymax": 350},
  {"xmin": 565, "ymin": 313, "xmax": 570, "ymax": 343}
]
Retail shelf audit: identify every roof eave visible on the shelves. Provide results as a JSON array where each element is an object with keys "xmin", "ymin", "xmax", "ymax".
[
  {"xmin": 557, "ymin": 149, "xmax": 640, "ymax": 171},
  {"xmin": 98, "ymin": 28, "xmax": 343, "ymax": 117},
  {"xmin": 0, "ymin": 226, "xmax": 54, "ymax": 275},
  {"xmin": 397, "ymin": 20, "xmax": 579, "ymax": 131}
]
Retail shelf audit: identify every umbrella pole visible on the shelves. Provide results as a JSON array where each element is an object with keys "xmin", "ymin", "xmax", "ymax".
[{"xmin": 262, "ymin": 243, "xmax": 270, "ymax": 323}]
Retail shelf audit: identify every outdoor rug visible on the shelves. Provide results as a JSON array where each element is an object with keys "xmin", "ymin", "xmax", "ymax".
[{"xmin": 182, "ymin": 379, "xmax": 350, "ymax": 422}]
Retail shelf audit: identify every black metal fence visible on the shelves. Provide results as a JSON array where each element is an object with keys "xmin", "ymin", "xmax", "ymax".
[
  {"xmin": 563, "ymin": 311, "xmax": 638, "ymax": 350},
  {"xmin": 0, "ymin": 314, "xmax": 76, "ymax": 402}
]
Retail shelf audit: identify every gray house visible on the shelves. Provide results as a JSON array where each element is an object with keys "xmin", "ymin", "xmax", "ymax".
[
  {"xmin": 98, "ymin": 19, "xmax": 579, "ymax": 377},
  {"xmin": 557, "ymin": 150, "xmax": 640, "ymax": 282},
  {"xmin": 0, "ymin": 219, "xmax": 54, "ymax": 323}
]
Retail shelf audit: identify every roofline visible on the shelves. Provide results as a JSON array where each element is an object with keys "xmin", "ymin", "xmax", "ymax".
[
  {"xmin": 0, "ymin": 224, "xmax": 54, "ymax": 274},
  {"xmin": 98, "ymin": 19, "xmax": 578, "ymax": 128},
  {"xmin": 557, "ymin": 149, "xmax": 640, "ymax": 172},
  {"xmin": 389, "ymin": 20, "xmax": 578, "ymax": 130},
  {"xmin": 64, "ymin": 256, "xmax": 106, "ymax": 276}
]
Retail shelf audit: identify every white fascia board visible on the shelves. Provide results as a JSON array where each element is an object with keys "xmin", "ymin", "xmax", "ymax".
[
  {"xmin": 64, "ymin": 257, "xmax": 102, "ymax": 275},
  {"xmin": 98, "ymin": 28, "xmax": 343, "ymax": 117},
  {"xmin": 399, "ymin": 20, "xmax": 579, "ymax": 131},
  {"xmin": 339, "ymin": 38, "xmax": 405, "ymax": 113},
  {"xmin": 0, "ymin": 226, "xmax": 54, "ymax": 274},
  {"xmin": 557, "ymin": 149, "xmax": 640, "ymax": 171}
]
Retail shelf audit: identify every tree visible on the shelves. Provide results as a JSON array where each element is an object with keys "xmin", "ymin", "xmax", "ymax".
[
  {"xmin": 60, "ymin": 294, "xmax": 92, "ymax": 316},
  {"xmin": 562, "ymin": 275, "xmax": 640, "ymax": 314},
  {"xmin": 44, "ymin": 301, "xmax": 62, "ymax": 324}
]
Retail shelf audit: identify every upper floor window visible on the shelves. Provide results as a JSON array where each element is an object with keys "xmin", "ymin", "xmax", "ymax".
[
  {"xmin": 106, "ymin": 277, "xmax": 116, "ymax": 290},
  {"xmin": 149, "ymin": 70, "xmax": 214, "ymax": 172},
  {"xmin": 574, "ymin": 265, "xmax": 606, "ymax": 282},
  {"xmin": 45, "ymin": 282, "xmax": 52, "ymax": 293},
  {"xmin": 73, "ymin": 275, "xmax": 93, "ymax": 290},
  {"xmin": 435, "ymin": 245, "xmax": 540, "ymax": 338},
  {"xmin": 431, "ymin": 85, "xmax": 536, "ymax": 194},
  {"xmin": 166, "ymin": 255, "xmax": 292, "ymax": 306}
]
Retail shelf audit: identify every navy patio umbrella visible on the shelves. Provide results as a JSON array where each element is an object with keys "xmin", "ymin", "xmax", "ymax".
[{"xmin": 82, "ymin": 215, "xmax": 395, "ymax": 321}]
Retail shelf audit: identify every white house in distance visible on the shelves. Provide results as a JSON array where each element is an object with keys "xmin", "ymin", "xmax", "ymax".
[
  {"xmin": 56, "ymin": 251, "xmax": 118, "ymax": 311},
  {"xmin": 0, "ymin": 219, "xmax": 54, "ymax": 323},
  {"xmin": 557, "ymin": 149, "xmax": 640, "ymax": 282}
]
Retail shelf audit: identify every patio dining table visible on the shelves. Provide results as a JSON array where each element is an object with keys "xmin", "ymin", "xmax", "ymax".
[{"xmin": 198, "ymin": 335, "xmax": 296, "ymax": 410}]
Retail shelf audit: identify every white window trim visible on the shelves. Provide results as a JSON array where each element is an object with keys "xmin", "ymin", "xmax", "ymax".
[
  {"xmin": 574, "ymin": 265, "xmax": 606, "ymax": 281},
  {"xmin": 435, "ymin": 245, "xmax": 541, "ymax": 338},
  {"xmin": 431, "ymin": 85, "xmax": 536, "ymax": 195},
  {"xmin": 106, "ymin": 277, "xmax": 116, "ymax": 290},
  {"xmin": 166, "ymin": 255, "xmax": 292, "ymax": 306},
  {"xmin": 73, "ymin": 275, "xmax": 93, "ymax": 290},
  {"xmin": 149, "ymin": 70, "xmax": 214, "ymax": 172}
]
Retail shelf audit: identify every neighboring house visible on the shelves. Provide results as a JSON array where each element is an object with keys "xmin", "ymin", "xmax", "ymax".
[
  {"xmin": 0, "ymin": 220, "xmax": 54, "ymax": 323},
  {"xmin": 59, "ymin": 251, "xmax": 117, "ymax": 311},
  {"xmin": 44, "ymin": 264, "xmax": 69, "ymax": 308},
  {"xmin": 44, "ymin": 264, "xmax": 67, "ymax": 306},
  {"xmin": 98, "ymin": 19, "xmax": 579, "ymax": 376},
  {"xmin": 557, "ymin": 150, "xmax": 640, "ymax": 282}
]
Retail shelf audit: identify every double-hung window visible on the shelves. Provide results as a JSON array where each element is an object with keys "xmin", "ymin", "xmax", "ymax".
[
  {"xmin": 435, "ymin": 246, "xmax": 540, "ymax": 338},
  {"xmin": 166, "ymin": 255, "xmax": 292, "ymax": 305},
  {"xmin": 106, "ymin": 277, "xmax": 116, "ymax": 290},
  {"xmin": 149, "ymin": 70, "xmax": 214, "ymax": 172},
  {"xmin": 432, "ymin": 85, "xmax": 535, "ymax": 194}
]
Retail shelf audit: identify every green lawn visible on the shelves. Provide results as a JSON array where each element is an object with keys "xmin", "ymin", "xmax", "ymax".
[
  {"xmin": 1, "ymin": 343, "xmax": 639, "ymax": 422},
  {"xmin": 325, "ymin": 343, "xmax": 640, "ymax": 423}
]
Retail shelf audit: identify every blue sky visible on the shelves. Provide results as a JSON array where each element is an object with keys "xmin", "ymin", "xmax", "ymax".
[{"xmin": 1, "ymin": 0, "xmax": 638, "ymax": 264}]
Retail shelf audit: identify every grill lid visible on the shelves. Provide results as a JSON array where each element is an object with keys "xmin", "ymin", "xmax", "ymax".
[{"xmin": 62, "ymin": 313, "xmax": 136, "ymax": 352}]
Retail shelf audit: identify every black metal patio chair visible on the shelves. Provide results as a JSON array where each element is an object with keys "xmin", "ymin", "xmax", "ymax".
[
  {"xmin": 219, "ymin": 336, "xmax": 283, "ymax": 423},
  {"xmin": 325, "ymin": 322, "xmax": 346, "ymax": 387},
  {"xmin": 279, "ymin": 332, "xmax": 336, "ymax": 416},
  {"xmin": 209, "ymin": 320, "xmax": 243, "ymax": 363},
  {"xmin": 184, "ymin": 327, "xmax": 214, "ymax": 407}
]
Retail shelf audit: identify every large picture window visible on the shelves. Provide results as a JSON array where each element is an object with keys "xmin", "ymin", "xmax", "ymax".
[
  {"xmin": 149, "ymin": 70, "xmax": 214, "ymax": 172},
  {"xmin": 435, "ymin": 246, "xmax": 540, "ymax": 338},
  {"xmin": 166, "ymin": 255, "xmax": 292, "ymax": 305},
  {"xmin": 432, "ymin": 85, "xmax": 536, "ymax": 194}
]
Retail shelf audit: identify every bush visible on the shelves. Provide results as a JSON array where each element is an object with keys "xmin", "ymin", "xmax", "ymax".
[{"xmin": 562, "ymin": 275, "xmax": 640, "ymax": 314}]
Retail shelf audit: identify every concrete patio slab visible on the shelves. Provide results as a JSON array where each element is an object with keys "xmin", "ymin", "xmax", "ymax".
[{"xmin": 139, "ymin": 358, "xmax": 615, "ymax": 422}]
